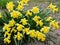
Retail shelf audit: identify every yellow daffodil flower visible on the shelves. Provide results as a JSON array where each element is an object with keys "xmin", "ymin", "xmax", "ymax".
[
  {"xmin": 13, "ymin": 29, "xmax": 17, "ymax": 33},
  {"xmin": 15, "ymin": 32, "xmax": 23, "ymax": 40},
  {"xmin": 41, "ymin": 37, "xmax": 46, "ymax": 41},
  {"xmin": 54, "ymin": 7, "xmax": 58, "ymax": 12},
  {"xmin": 18, "ymin": 0, "xmax": 29, "ymax": 6},
  {"xmin": 20, "ymin": 18, "xmax": 28, "ymax": 25},
  {"xmin": 9, "ymin": 19, "xmax": 15, "ymax": 27},
  {"xmin": 31, "ymin": 6, "xmax": 39, "ymax": 14},
  {"xmin": 11, "ymin": 27, "xmax": 17, "ymax": 33},
  {"xmin": 17, "ymin": 4, "xmax": 24, "ymax": 11},
  {"xmin": 23, "ymin": 28, "xmax": 30, "ymax": 34},
  {"xmin": 4, "ymin": 37, "xmax": 11, "ymax": 44},
  {"xmin": 48, "ymin": 3, "xmax": 58, "ymax": 13},
  {"xmin": 17, "ymin": 24, "xmax": 24, "ymax": 31},
  {"xmin": 40, "ymin": 26, "xmax": 50, "ymax": 34},
  {"xmin": 15, "ymin": 23, "xmax": 20, "ymax": 26},
  {"xmin": 4, "ymin": 32, "xmax": 11, "ymax": 37},
  {"xmin": 22, "ymin": 0, "xmax": 29, "ymax": 4},
  {"xmin": 18, "ymin": 1, "xmax": 24, "ymax": 6},
  {"xmin": 46, "ymin": 16, "xmax": 52, "ymax": 21},
  {"xmin": 27, "ymin": 30, "xmax": 36, "ymax": 38},
  {"xmin": 18, "ymin": 0, "xmax": 29, "ymax": 5},
  {"xmin": 3, "ymin": 24, "xmax": 11, "ymax": 32},
  {"xmin": 36, "ymin": 31, "xmax": 46, "ymax": 41},
  {"xmin": 50, "ymin": 20, "xmax": 59, "ymax": 29},
  {"xmin": 11, "ymin": 10, "xmax": 22, "ymax": 18},
  {"xmin": 33, "ymin": 15, "xmax": 40, "ymax": 22},
  {"xmin": 26, "ymin": 10, "xmax": 32, "ymax": 16},
  {"xmin": 6, "ymin": 1, "xmax": 14, "ymax": 11},
  {"xmin": 36, "ymin": 20, "xmax": 43, "ymax": 27}
]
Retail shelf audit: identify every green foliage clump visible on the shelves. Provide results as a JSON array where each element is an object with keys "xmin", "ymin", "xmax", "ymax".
[{"xmin": 0, "ymin": 0, "xmax": 11, "ymax": 8}]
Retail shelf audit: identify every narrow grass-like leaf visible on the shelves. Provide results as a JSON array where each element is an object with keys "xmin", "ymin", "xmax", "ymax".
[{"xmin": 13, "ymin": 37, "xmax": 17, "ymax": 45}]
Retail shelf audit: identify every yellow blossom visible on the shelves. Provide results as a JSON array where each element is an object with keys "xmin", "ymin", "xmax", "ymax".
[
  {"xmin": 27, "ymin": 30, "xmax": 36, "ymax": 38},
  {"xmin": 3, "ymin": 24, "xmax": 11, "ymax": 32},
  {"xmin": 11, "ymin": 27, "xmax": 17, "ymax": 33},
  {"xmin": 54, "ymin": 7, "xmax": 58, "ymax": 12},
  {"xmin": 20, "ymin": 18, "xmax": 28, "ymax": 25},
  {"xmin": 53, "ymin": 7, "xmax": 58, "ymax": 13},
  {"xmin": 26, "ymin": 10, "xmax": 32, "ymax": 16},
  {"xmin": 23, "ymin": 28, "xmax": 30, "ymax": 34},
  {"xmin": 4, "ymin": 32, "xmax": 11, "ymax": 37},
  {"xmin": 9, "ymin": 19, "xmax": 15, "ymax": 26},
  {"xmin": 15, "ymin": 32, "xmax": 23, "ymax": 40},
  {"xmin": 11, "ymin": 10, "xmax": 22, "ymax": 18},
  {"xmin": 18, "ymin": 0, "xmax": 29, "ymax": 6},
  {"xmin": 13, "ymin": 29, "xmax": 17, "ymax": 33},
  {"xmin": 48, "ymin": 3, "xmax": 56, "ymax": 9},
  {"xmin": 41, "ymin": 37, "xmax": 46, "ymax": 41},
  {"xmin": 46, "ymin": 16, "xmax": 52, "ymax": 21},
  {"xmin": 18, "ymin": 0, "xmax": 29, "ymax": 5},
  {"xmin": 6, "ymin": 1, "xmax": 14, "ymax": 11},
  {"xmin": 36, "ymin": 20, "xmax": 43, "ymax": 27},
  {"xmin": 22, "ymin": 0, "xmax": 29, "ymax": 4},
  {"xmin": 4, "ymin": 37, "xmax": 11, "ymax": 44},
  {"xmin": 48, "ymin": 3, "xmax": 58, "ymax": 13},
  {"xmin": 40, "ymin": 26, "xmax": 50, "ymax": 34},
  {"xmin": 15, "ymin": 23, "xmax": 20, "ymax": 26},
  {"xmin": 31, "ymin": 6, "xmax": 39, "ymax": 14},
  {"xmin": 50, "ymin": 20, "xmax": 59, "ymax": 29},
  {"xmin": 18, "ymin": 1, "xmax": 24, "ymax": 6},
  {"xmin": 17, "ymin": 24, "xmax": 24, "ymax": 31},
  {"xmin": 17, "ymin": 4, "xmax": 24, "ymax": 11},
  {"xmin": 33, "ymin": 16, "xmax": 40, "ymax": 22},
  {"xmin": 36, "ymin": 31, "xmax": 46, "ymax": 41}
]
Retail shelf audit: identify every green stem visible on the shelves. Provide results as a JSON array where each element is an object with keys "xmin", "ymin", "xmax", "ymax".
[
  {"xmin": 6, "ymin": 43, "xmax": 7, "ymax": 45},
  {"xmin": 13, "ymin": 37, "xmax": 17, "ymax": 45},
  {"xmin": 20, "ymin": 40, "xmax": 22, "ymax": 45},
  {"xmin": 18, "ymin": 41, "xmax": 19, "ymax": 45}
]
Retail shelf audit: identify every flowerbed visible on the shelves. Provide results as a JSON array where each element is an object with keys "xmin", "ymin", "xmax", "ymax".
[{"xmin": 0, "ymin": 0, "xmax": 60, "ymax": 45}]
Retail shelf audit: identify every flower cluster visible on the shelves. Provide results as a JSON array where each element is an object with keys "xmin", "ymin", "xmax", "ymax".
[{"xmin": 0, "ymin": 0, "xmax": 59, "ymax": 45}]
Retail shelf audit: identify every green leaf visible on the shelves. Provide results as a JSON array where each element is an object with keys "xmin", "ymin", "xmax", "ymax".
[
  {"xmin": 0, "ymin": 26, "xmax": 3, "ymax": 32},
  {"xmin": 13, "ymin": 37, "xmax": 17, "ymax": 45},
  {"xmin": 0, "ymin": 37, "xmax": 4, "ymax": 39}
]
